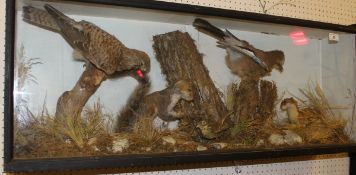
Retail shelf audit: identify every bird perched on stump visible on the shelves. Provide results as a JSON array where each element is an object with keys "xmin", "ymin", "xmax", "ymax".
[
  {"xmin": 23, "ymin": 4, "xmax": 150, "ymax": 80},
  {"xmin": 193, "ymin": 18, "xmax": 285, "ymax": 80}
]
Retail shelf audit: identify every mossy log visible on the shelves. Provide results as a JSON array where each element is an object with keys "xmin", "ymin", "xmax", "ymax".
[
  {"xmin": 233, "ymin": 79, "xmax": 277, "ymax": 122},
  {"xmin": 55, "ymin": 63, "xmax": 107, "ymax": 119},
  {"xmin": 153, "ymin": 31, "xmax": 228, "ymax": 123}
]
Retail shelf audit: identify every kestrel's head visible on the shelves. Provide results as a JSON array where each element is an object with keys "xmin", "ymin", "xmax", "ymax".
[
  {"xmin": 271, "ymin": 50, "xmax": 285, "ymax": 73},
  {"xmin": 137, "ymin": 50, "xmax": 151, "ymax": 74},
  {"xmin": 122, "ymin": 49, "xmax": 151, "ymax": 81}
]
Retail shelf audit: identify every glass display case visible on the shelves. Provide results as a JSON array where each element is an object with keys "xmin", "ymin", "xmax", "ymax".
[{"xmin": 4, "ymin": 0, "xmax": 356, "ymax": 172}]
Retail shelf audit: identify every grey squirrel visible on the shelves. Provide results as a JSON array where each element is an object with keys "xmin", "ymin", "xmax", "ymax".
[{"xmin": 115, "ymin": 79, "xmax": 194, "ymax": 132}]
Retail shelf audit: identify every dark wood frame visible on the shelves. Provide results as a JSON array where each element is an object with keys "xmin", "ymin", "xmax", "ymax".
[{"xmin": 4, "ymin": 0, "xmax": 356, "ymax": 173}]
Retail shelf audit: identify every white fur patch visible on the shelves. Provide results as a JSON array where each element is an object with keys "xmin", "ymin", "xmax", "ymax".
[{"xmin": 153, "ymin": 117, "xmax": 179, "ymax": 131}]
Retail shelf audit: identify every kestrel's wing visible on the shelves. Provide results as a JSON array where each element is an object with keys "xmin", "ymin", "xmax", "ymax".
[{"xmin": 44, "ymin": 4, "xmax": 89, "ymax": 51}]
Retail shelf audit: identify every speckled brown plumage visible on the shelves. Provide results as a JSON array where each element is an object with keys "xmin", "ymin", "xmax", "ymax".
[
  {"xmin": 23, "ymin": 4, "xmax": 150, "ymax": 76},
  {"xmin": 22, "ymin": 4, "xmax": 151, "ymax": 119}
]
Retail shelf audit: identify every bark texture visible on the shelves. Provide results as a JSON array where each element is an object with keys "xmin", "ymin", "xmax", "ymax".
[
  {"xmin": 152, "ymin": 31, "xmax": 227, "ymax": 123},
  {"xmin": 55, "ymin": 63, "xmax": 107, "ymax": 119},
  {"xmin": 233, "ymin": 79, "xmax": 277, "ymax": 122}
]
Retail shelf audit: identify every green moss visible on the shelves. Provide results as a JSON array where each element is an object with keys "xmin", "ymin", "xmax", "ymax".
[{"xmin": 230, "ymin": 121, "xmax": 248, "ymax": 137}]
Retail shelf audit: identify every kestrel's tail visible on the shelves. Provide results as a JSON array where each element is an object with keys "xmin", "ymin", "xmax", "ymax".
[
  {"xmin": 193, "ymin": 18, "xmax": 226, "ymax": 40},
  {"xmin": 23, "ymin": 6, "xmax": 60, "ymax": 32},
  {"xmin": 43, "ymin": 4, "xmax": 87, "ymax": 50},
  {"xmin": 43, "ymin": 4, "xmax": 75, "ymax": 26}
]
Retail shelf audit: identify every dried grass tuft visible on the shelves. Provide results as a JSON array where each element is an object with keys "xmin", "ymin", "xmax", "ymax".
[
  {"xmin": 296, "ymin": 81, "xmax": 335, "ymax": 119},
  {"xmin": 229, "ymin": 119, "xmax": 266, "ymax": 145},
  {"xmin": 14, "ymin": 100, "xmax": 113, "ymax": 158},
  {"xmin": 53, "ymin": 100, "xmax": 110, "ymax": 148},
  {"xmin": 288, "ymin": 81, "xmax": 349, "ymax": 144},
  {"xmin": 15, "ymin": 45, "xmax": 42, "ymax": 90},
  {"xmin": 349, "ymin": 90, "xmax": 356, "ymax": 139},
  {"xmin": 14, "ymin": 45, "xmax": 42, "ymax": 121},
  {"xmin": 132, "ymin": 116, "xmax": 161, "ymax": 145}
]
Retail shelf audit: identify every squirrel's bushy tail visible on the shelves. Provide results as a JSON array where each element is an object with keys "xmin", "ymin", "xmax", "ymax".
[{"xmin": 115, "ymin": 78, "xmax": 151, "ymax": 132}]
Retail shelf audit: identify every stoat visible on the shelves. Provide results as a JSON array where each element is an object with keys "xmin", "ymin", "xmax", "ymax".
[{"xmin": 280, "ymin": 97, "xmax": 299, "ymax": 125}]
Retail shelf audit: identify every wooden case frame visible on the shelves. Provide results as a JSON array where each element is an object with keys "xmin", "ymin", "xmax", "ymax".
[{"xmin": 4, "ymin": 0, "xmax": 356, "ymax": 173}]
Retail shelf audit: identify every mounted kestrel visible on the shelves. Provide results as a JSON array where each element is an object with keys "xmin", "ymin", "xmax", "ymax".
[{"xmin": 23, "ymin": 4, "xmax": 150, "ymax": 80}]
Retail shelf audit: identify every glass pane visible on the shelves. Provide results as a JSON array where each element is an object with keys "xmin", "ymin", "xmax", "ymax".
[{"xmin": 13, "ymin": 0, "xmax": 356, "ymax": 159}]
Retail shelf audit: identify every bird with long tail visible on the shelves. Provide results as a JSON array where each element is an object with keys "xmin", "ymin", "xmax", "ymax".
[{"xmin": 193, "ymin": 18, "xmax": 284, "ymax": 80}]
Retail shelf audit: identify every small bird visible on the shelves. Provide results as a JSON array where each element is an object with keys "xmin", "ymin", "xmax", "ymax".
[
  {"xmin": 23, "ymin": 4, "xmax": 150, "ymax": 79},
  {"xmin": 193, "ymin": 18, "xmax": 285, "ymax": 80},
  {"xmin": 196, "ymin": 120, "xmax": 219, "ymax": 140}
]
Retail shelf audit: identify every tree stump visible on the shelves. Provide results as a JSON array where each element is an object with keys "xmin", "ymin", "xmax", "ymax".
[
  {"xmin": 233, "ymin": 79, "xmax": 277, "ymax": 122},
  {"xmin": 153, "ymin": 31, "xmax": 228, "ymax": 123},
  {"xmin": 55, "ymin": 63, "xmax": 107, "ymax": 119}
]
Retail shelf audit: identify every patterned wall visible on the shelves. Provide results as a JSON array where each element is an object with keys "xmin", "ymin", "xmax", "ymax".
[{"xmin": 157, "ymin": 0, "xmax": 356, "ymax": 25}]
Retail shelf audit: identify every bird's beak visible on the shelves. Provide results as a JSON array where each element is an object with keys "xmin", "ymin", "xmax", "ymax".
[
  {"xmin": 134, "ymin": 69, "xmax": 149, "ymax": 83},
  {"xmin": 136, "ymin": 69, "xmax": 144, "ymax": 78},
  {"xmin": 276, "ymin": 64, "xmax": 284, "ymax": 72}
]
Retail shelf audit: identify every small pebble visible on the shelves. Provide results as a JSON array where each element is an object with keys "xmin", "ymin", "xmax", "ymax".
[
  {"xmin": 268, "ymin": 133, "xmax": 285, "ymax": 145},
  {"xmin": 256, "ymin": 139, "xmax": 265, "ymax": 147},
  {"xmin": 211, "ymin": 143, "xmax": 228, "ymax": 149},
  {"xmin": 112, "ymin": 138, "xmax": 129, "ymax": 153},
  {"xmin": 283, "ymin": 130, "xmax": 303, "ymax": 145},
  {"xmin": 162, "ymin": 136, "xmax": 176, "ymax": 145},
  {"xmin": 197, "ymin": 145, "xmax": 208, "ymax": 151}
]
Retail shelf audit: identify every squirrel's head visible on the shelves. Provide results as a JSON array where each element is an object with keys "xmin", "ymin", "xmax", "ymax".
[{"xmin": 174, "ymin": 80, "xmax": 194, "ymax": 101}]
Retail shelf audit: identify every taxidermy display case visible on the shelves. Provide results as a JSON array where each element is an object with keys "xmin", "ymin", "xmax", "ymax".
[{"xmin": 4, "ymin": 0, "xmax": 356, "ymax": 172}]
